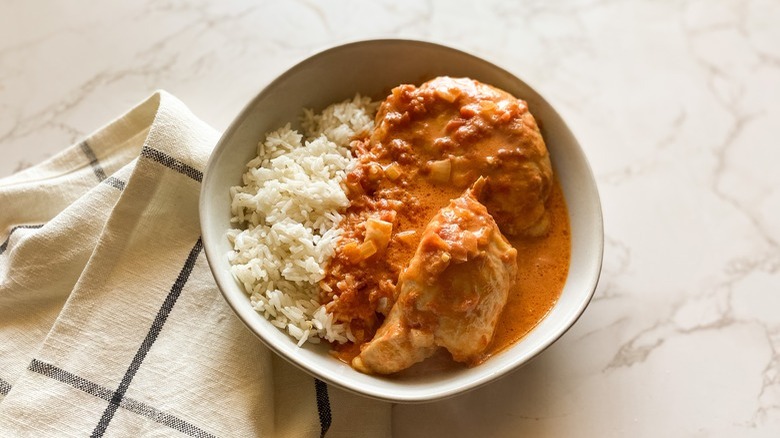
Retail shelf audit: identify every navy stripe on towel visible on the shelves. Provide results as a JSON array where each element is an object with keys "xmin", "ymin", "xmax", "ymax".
[
  {"xmin": 315, "ymin": 379, "xmax": 332, "ymax": 438},
  {"xmin": 0, "ymin": 377, "xmax": 11, "ymax": 396},
  {"xmin": 90, "ymin": 238, "xmax": 203, "ymax": 437},
  {"xmin": 80, "ymin": 141, "xmax": 107, "ymax": 182},
  {"xmin": 140, "ymin": 146, "xmax": 203, "ymax": 182},
  {"xmin": 102, "ymin": 176, "xmax": 126, "ymax": 191},
  {"xmin": 0, "ymin": 224, "xmax": 45, "ymax": 255},
  {"xmin": 28, "ymin": 359, "xmax": 214, "ymax": 438}
]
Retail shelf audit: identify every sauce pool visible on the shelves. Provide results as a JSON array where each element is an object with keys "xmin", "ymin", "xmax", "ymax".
[{"xmin": 485, "ymin": 179, "xmax": 570, "ymax": 360}]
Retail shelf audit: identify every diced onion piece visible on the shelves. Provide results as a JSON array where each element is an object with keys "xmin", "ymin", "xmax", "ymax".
[
  {"xmin": 394, "ymin": 230, "xmax": 417, "ymax": 245},
  {"xmin": 365, "ymin": 218, "xmax": 393, "ymax": 251},
  {"xmin": 427, "ymin": 158, "xmax": 451, "ymax": 183},
  {"xmin": 435, "ymin": 86, "xmax": 461, "ymax": 103},
  {"xmin": 344, "ymin": 178, "xmax": 364, "ymax": 196},
  {"xmin": 479, "ymin": 100, "xmax": 498, "ymax": 113},
  {"xmin": 358, "ymin": 240, "xmax": 378, "ymax": 260},
  {"xmin": 384, "ymin": 162, "xmax": 402, "ymax": 181},
  {"xmin": 341, "ymin": 241, "xmax": 362, "ymax": 264},
  {"xmin": 367, "ymin": 163, "xmax": 384, "ymax": 181}
]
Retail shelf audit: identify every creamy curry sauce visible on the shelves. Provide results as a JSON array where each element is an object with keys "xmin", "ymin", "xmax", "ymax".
[
  {"xmin": 320, "ymin": 76, "xmax": 571, "ymax": 368},
  {"xmin": 490, "ymin": 181, "xmax": 569, "ymax": 359}
]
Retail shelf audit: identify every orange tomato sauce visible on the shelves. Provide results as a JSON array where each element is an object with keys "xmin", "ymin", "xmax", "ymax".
[{"xmin": 486, "ymin": 180, "xmax": 570, "ymax": 359}]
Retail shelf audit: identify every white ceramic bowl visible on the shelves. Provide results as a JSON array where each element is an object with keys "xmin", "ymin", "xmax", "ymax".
[{"xmin": 200, "ymin": 39, "xmax": 603, "ymax": 403}]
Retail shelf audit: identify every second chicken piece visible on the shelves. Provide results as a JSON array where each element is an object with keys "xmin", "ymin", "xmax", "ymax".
[{"xmin": 353, "ymin": 179, "xmax": 518, "ymax": 374}]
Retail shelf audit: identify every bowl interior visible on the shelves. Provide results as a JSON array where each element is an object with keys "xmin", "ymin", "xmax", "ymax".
[{"xmin": 200, "ymin": 39, "xmax": 603, "ymax": 403}]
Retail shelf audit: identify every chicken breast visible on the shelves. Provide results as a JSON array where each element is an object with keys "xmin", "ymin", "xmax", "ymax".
[
  {"xmin": 369, "ymin": 76, "xmax": 553, "ymax": 237},
  {"xmin": 352, "ymin": 179, "xmax": 517, "ymax": 374}
]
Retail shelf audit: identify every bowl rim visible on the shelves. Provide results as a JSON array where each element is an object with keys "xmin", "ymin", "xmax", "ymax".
[{"xmin": 200, "ymin": 37, "xmax": 604, "ymax": 403}]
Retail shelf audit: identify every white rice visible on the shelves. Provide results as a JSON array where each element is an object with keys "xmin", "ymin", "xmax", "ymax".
[{"xmin": 227, "ymin": 95, "xmax": 377, "ymax": 346}]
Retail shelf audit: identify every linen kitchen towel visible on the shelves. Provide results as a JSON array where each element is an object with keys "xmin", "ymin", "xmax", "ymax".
[{"xmin": 0, "ymin": 91, "xmax": 391, "ymax": 437}]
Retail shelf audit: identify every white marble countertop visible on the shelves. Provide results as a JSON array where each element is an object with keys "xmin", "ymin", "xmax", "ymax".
[{"xmin": 2, "ymin": 0, "xmax": 779, "ymax": 436}]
